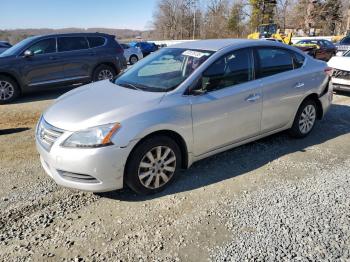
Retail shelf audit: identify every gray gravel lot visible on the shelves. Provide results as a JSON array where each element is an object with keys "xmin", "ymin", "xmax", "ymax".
[{"xmin": 0, "ymin": 89, "xmax": 349, "ymax": 261}]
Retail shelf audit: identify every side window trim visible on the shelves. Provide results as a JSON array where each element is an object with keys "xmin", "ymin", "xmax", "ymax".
[{"xmin": 18, "ymin": 37, "xmax": 57, "ymax": 57}]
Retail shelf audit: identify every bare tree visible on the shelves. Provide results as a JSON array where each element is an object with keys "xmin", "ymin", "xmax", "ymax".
[{"xmin": 202, "ymin": 0, "xmax": 231, "ymax": 38}]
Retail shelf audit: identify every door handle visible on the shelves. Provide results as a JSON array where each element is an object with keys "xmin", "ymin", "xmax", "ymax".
[
  {"xmin": 245, "ymin": 93, "xmax": 261, "ymax": 102},
  {"xmin": 49, "ymin": 56, "xmax": 57, "ymax": 60},
  {"xmin": 294, "ymin": 82, "xmax": 305, "ymax": 88}
]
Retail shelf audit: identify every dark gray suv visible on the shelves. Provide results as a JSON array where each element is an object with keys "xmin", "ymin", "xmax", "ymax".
[{"xmin": 0, "ymin": 33, "xmax": 127, "ymax": 104}]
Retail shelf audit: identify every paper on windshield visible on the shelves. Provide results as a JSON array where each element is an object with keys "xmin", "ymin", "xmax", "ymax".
[{"xmin": 182, "ymin": 50, "xmax": 210, "ymax": 58}]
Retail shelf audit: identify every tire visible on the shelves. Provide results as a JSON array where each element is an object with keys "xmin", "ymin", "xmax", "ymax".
[
  {"xmin": 129, "ymin": 55, "xmax": 138, "ymax": 65},
  {"xmin": 0, "ymin": 76, "xmax": 20, "ymax": 104},
  {"xmin": 92, "ymin": 64, "xmax": 116, "ymax": 82},
  {"xmin": 125, "ymin": 136, "xmax": 182, "ymax": 195},
  {"xmin": 289, "ymin": 99, "xmax": 317, "ymax": 138}
]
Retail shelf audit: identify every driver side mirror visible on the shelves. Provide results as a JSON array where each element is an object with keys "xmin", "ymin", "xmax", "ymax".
[
  {"xmin": 188, "ymin": 77, "xmax": 207, "ymax": 96},
  {"xmin": 24, "ymin": 50, "xmax": 33, "ymax": 58}
]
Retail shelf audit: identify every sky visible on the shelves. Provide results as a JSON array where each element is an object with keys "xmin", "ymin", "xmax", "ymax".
[{"xmin": 0, "ymin": 0, "xmax": 159, "ymax": 30}]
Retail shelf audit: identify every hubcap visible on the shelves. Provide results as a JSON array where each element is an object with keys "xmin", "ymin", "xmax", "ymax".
[
  {"xmin": 299, "ymin": 104, "xmax": 316, "ymax": 134},
  {"xmin": 130, "ymin": 56, "xmax": 138, "ymax": 64},
  {"xmin": 138, "ymin": 146, "xmax": 176, "ymax": 189},
  {"xmin": 0, "ymin": 80, "xmax": 14, "ymax": 101},
  {"xmin": 97, "ymin": 69, "xmax": 114, "ymax": 81}
]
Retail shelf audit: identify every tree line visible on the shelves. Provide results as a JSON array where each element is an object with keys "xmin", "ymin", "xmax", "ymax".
[{"xmin": 151, "ymin": 0, "xmax": 350, "ymax": 39}]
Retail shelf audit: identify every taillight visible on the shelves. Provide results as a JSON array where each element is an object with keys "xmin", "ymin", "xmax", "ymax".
[{"xmin": 324, "ymin": 67, "xmax": 333, "ymax": 77}]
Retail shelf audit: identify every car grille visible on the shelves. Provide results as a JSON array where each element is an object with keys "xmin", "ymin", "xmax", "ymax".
[
  {"xmin": 37, "ymin": 118, "xmax": 64, "ymax": 151},
  {"xmin": 58, "ymin": 170, "xmax": 100, "ymax": 184},
  {"xmin": 332, "ymin": 69, "xmax": 350, "ymax": 80}
]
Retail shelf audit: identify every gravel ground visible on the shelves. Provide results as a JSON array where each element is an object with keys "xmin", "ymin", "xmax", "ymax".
[
  {"xmin": 0, "ymin": 89, "xmax": 349, "ymax": 261},
  {"xmin": 210, "ymin": 161, "xmax": 350, "ymax": 261}
]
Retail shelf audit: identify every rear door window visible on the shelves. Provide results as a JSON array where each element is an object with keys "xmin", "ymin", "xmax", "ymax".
[
  {"xmin": 58, "ymin": 37, "xmax": 89, "ymax": 52},
  {"xmin": 87, "ymin": 37, "xmax": 106, "ymax": 48},
  {"xmin": 25, "ymin": 38, "xmax": 56, "ymax": 55},
  {"xmin": 256, "ymin": 48, "xmax": 294, "ymax": 78}
]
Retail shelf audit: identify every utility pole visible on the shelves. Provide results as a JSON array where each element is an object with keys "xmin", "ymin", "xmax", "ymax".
[{"xmin": 193, "ymin": 0, "xmax": 196, "ymax": 40}]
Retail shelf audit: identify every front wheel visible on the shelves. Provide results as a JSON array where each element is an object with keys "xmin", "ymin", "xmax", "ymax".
[
  {"xmin": 129, "ymin": 55, "xmax": 138, "ymax": 65},
  {"xmin": 0, "ymin": 76, "xmax": 20, "ymax": 104},
  {"xmin": 125, "ymin": 136, "xmax": 181, "ymax": 195},
  {"xmin": 289, "ymin": 99, "xmax": 317, "ymax": 138},
  {"xmin": 92, "ymin": 65, "xmax": 116, "ymax": 82}
]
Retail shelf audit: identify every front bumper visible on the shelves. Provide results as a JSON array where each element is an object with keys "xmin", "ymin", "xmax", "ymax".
[
  {"xmin": 331, "ymin": 77, "xmax": 350, "ymax": 92},
  {"xmin": 36, "ymin": 135, "xmax": 132, "ymax": 192}
]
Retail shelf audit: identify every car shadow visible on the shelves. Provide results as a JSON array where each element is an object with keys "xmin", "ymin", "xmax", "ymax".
[
  {"xmin": 0, "ymin": 127, "xmax": 30, "ymax": 135},
  {"xmin": 10, "ymin": 86, "xmax": 76, "ymax": 105},
  {"xmin": 98, "ymin": 103, "xmax": 350, "ymax": 202}
]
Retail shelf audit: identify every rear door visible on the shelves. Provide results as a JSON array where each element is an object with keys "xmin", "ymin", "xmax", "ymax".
[
  {"xmin": 57, "ymin": 36, "xmax": 92, "ymax": 82},
  {"xmin": 18, "ymin": 37, "xmax": 67, "ymax": 87},
  {"xmin": 256, "ymin": 47, "xmax": 308, "ymax": 132},
  {"xmin": 191, "ymin": 48, "xmax": 262, "ymax": 156}
]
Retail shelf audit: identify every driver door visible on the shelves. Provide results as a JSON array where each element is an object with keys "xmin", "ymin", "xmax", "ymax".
[
  {"xmin": 190, "ymin": 48, "xmax": 262, "ymax": 156},
  {"xmin": 19, "ymin": 37, "xmax": 66, "ymax": 87}
]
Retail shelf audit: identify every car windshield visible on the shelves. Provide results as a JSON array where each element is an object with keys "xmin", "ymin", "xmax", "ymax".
[
  {"xmin": 0, "ymin": 36, "xmax": 37, "ymax": 57},
  {"xmin": 340, "ymin": 37, "xmax": 350, "ymax": 45},
  {"xmin": 115, "ymin": 48, "xmax": 213, "ymax": 92}
]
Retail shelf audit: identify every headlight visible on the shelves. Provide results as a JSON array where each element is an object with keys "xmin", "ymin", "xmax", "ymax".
[{"xmin": 62, "ymin": 123, "xmax": 121, "ymax": 148}]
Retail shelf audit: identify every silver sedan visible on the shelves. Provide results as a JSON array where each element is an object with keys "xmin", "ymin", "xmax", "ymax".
[
  {"xmin": 36, "ymin": 39, "xmax": 333, "ymax": 194},
  {"xmin": 121, "ymin": 43, "xmax": 143, "ymax": 65}
]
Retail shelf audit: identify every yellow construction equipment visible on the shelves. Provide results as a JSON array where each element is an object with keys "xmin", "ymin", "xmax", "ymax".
[{"xmin": 248, "ymin": 23, "xmax": 293, "ymax": 45}]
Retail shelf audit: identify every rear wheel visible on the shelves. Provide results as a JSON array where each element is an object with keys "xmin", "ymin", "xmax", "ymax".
[
  {"xmin": 92, "ymin": 65, "xmax": 116, "ymax": 82},
  {"xmin": 125, "ymin": 136, "xmax": 181, "ymax": 195},
  {"xmin": 0, "ymin": 76, "xmax": 20, "ymax": 104},
  {"xmin": 129, "ymin": 55, "xmax": 138, "ymax": 65},
  {"xmin": 289, "ymin": 99, "xmax": 317, "ymax": 138}
]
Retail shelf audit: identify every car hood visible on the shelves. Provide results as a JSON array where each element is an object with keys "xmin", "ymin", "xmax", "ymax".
[
  {"xmin": 328, "ymin": 56, "xmax": 350, "ymax": 71},
  {"xmin": 0, "ymin": 55, "xmax": 16, "ymax": 65},
  {"xmin": 43, "ymin": 80, "xmax": 166, "ymax": 131}
]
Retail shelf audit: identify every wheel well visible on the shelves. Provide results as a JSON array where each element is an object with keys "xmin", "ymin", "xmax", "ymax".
[
  {"xmin": 303, "ymin": 93, "xmax": 323, "ymax": 119},
  {"xmin": 93, "ymin": 62, "xmax": 119, "ymax": 76},
  {"xmin": 127, "ymin": 130, "xmax": 189, "ymax": 170},
  {"xmin": 0, "ymin": 73, "xmax": 21, "ymax": 91}
]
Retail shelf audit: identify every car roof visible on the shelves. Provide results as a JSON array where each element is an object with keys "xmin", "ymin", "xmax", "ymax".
[
  {"xmin": 35, "ymin": 32, "xmax": 113, "ymax": 38},
  {"xmin": 169, "ymin": 39, "xmax": 289, "ymax": 51}
]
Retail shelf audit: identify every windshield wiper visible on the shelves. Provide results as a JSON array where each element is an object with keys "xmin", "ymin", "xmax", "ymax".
[{"xmin": 117, "ymin": 82, "xmax": 143, "ymax": 91}]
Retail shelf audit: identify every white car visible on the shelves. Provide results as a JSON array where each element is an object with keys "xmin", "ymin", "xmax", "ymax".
[
  {"xmin": 328, "ymin": 50, "xmax": 350, "ymax": 92},
  {"xmin": 121, "ymin": 43, "xmax": 143, "ymax": 65}
]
